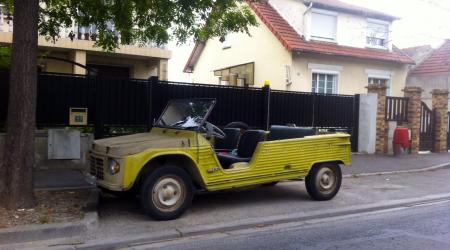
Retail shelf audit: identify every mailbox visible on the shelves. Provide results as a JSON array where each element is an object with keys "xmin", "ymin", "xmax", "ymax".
[{"xmin": 69, "ymin": 107, "xmax": 88, "ymax": 126}]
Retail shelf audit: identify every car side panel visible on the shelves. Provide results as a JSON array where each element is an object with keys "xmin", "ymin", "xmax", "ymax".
[{"xmin": 199, "ymin": 134, "xmax": 351, "ymax": 191}]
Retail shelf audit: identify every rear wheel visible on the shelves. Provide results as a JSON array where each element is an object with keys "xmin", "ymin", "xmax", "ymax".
[
  {"xmin": 140, "ymin": 165, "xmax": 194, "ymax": 220},
  {"xmin": 305, "ymin": 163, "xmax": 342, "ymax": 201}
]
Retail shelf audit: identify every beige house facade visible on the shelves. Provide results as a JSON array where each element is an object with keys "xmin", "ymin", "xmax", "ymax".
[
  {"xmin": 0, "ymin": 9, "xmax": 171, "ymax": 80},
  {"xmin": 185, "ymin": 0, "xmax": 413, "ymax": 96}
]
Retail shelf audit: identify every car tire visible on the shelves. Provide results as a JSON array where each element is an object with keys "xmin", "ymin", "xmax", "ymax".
[
  {"xmin": 140, "ymin": 165, "xmax": 194, "ymax": 220},
  {"xmin": 305, "ymin": 163, "xmax": 342, "ymax": 201}
]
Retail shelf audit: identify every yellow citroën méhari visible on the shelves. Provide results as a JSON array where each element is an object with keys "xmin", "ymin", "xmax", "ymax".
[{"xmin": 90, "ymin": 98, "xmax": 351, "ymax": 220}]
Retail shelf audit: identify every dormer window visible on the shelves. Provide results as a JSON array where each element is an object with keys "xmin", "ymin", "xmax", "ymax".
[
  {"xmin": 311, "ymin": 9, "xmax": 337, "ymax": 42},
  {"xmin": 366, "ymin": 19, "xmax": 389, "ymax": 49}
]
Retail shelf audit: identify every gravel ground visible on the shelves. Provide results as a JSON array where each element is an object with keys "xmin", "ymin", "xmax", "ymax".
[{"xmin": 0, "ymin": 189, "xmax": 89, "ymax": 229}]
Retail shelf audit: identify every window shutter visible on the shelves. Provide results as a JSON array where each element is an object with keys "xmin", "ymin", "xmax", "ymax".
[{"xmin": 311, "ymin": 12, "xmax": 337, "ymax": 40}]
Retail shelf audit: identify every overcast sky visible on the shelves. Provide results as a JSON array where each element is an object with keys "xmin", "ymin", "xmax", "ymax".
[{"xmin": 168, "ymin": 0, "xmax": 450, "ymax": 81}]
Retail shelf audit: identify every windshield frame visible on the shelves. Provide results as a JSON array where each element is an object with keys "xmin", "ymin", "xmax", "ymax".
[{"xmin": 153, "ymin": 98, "xmax": 217, "ymax": 131}]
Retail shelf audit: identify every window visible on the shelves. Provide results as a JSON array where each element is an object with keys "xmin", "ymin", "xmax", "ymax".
[
  {"xmin": 311, "ymin": 10, "xmax": 337, "ymax": 41},
  {"xmin": 214, "ymin": 62, "xmax": 254, "ymax": 86},
  {"xmin": 312, "ymin": 73, "xmax": 338, "ymax": 94},
  {"xmin": 368, "ymin": 77, "xmax": 391, "ymax": 95},
  {"xmin": 221, "ymin": 34, "xmax": 232, "ymax": 49},
  {"xmin": 366, "ymin": 20, "xmax": 389, "ymax": 49}
]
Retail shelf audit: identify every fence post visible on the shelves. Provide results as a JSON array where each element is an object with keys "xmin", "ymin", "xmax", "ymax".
[
  {"xmin": 367, "ymin": 83, "xmax": 388, "ymax": 154},
  {"xmin": 351, "ymin": 94, "xmax": 360, "ymax": 152},
  {"xmin": 93, "ymin": 76, "xmax": 106, "ymax": 139},
  {"xmin": 403, "ymin": 86, "xmax": 423, "ymax": 155},
  {"xmin": 431, "ymin": 89, "xmax": 449, "ymax": 153},
  {"xmin": 262, "ymin": 81, "xmax": 271, "ymax": 130},
  {"xmin": 147, "ymin": 76, "xmax": 158, "ymax": 131}
]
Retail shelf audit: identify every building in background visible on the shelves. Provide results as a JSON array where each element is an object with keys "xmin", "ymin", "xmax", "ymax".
[
  {"xmin": 407, "ymin": 39, "xmax": 450, "ymax": 108},
  {"xmin": 184, "ymin": 0, "xmax": 414, "ymax": 96},
  {"xmin": 0, "ymin": 5, "xmax": 171, "ymax": 80}
]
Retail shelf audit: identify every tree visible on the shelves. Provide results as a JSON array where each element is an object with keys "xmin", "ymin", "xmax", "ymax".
[{"xmin": 0, "ymin": 0, "xmax": 257, "ymax": 209}]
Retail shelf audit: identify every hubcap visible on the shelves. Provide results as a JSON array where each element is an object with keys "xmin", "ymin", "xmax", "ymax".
[
  {"xmin": 315, "ymin": 167, "xmax": 336, "ymax": 194},
  {"xmin": 152, "ymin": 177, "xmax": 184, "ymax": 212}
]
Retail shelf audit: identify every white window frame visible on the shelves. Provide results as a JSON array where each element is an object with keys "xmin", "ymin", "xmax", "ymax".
[
  {"xmin": 366, "ymin": 18, "xmax": 390, "ymax": 50},
  {"xmin": 310, "ymin": 9, "xmax": 338, "ymax": 42},
  {"xmin": 311, "ymin": 69, "xmax": 339, "ymax": 94},
  {"xmin": 366, "ymin": 69, "xmax": 392, "ymax": 96}
]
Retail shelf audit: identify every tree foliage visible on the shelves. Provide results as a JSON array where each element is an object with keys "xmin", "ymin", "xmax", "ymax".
[{"xmin": 0, "ymin": 0, "xmax": 258, "ymax": 51}]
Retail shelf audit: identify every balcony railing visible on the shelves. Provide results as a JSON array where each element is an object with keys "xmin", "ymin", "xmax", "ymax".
[{"xmin": 0, "ymin": 11, "xmax": 167, "ymax": 50}]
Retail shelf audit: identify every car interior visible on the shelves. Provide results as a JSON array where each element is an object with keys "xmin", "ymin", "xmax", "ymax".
[{"xmin": 215, "ymin": 125, "xmax": 315, "ymax": 169}]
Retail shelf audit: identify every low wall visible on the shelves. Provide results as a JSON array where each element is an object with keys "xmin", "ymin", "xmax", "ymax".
[{"xmin": 0, "ymin": 130, "xmax": 93, "ymax": 171}]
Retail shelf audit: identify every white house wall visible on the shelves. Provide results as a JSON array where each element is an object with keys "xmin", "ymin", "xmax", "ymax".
[
  {"xmin": 269, "ymin": 0, "xmax": 308, "ymax": 36},
  {"xmin": 192, "ymin": 13, "xmax": 292, "ymax": 88},
  {"xmin": 291, "ymin": 53, "xmax": 408, "ymax": 96}
]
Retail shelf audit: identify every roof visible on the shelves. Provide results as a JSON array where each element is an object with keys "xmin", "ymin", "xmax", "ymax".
[
  {"xmin": 184, "ymin": 1, "xmax": 413, "ymax": 73},
  {"xmin": 409, "ymin": 40, "xmax": 450, "ymax": 76},
  {"xmin": 303, "ymin": 0, "xmax": 398, "ymax": 21},
  {"xmin": 249, "ymin": 2, "xmax": 413, "ymax": 64}
]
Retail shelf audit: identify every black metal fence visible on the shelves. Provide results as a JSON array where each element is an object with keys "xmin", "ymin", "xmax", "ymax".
[
  {"xmin": 385, "ymin": 96, "xmax": 408, "ymax": 122},
  {"xmin": 0, "ymin": 71, "xmax": 360, "ymax": 151}
]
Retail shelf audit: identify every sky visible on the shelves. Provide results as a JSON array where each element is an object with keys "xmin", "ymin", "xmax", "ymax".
[{"xmin": 168, "ymin": 0, "xmax": 450, "ymax": 82}]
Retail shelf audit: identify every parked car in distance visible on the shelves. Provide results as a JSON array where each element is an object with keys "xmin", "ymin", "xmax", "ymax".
[{"xmin": 90, "ymin": 98, "xmax": 351, "ymax": 220}]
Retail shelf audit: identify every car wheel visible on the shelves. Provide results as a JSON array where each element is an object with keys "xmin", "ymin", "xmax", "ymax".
[
  {"xmin": 305, "ymin": 163, "xmax": 342, "ymax": 201},
  {"xmin": 140, "ymin": 165, "xmax": 194, "ymax": 220}
]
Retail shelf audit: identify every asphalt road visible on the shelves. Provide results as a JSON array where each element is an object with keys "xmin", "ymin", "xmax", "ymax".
[{"xmin": 124, "ymin": 199, "xmax": 450, "ymax": 250}]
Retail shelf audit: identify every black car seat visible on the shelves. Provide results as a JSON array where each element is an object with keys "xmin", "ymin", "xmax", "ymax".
[
  {"xmin": 267, "ymin": 125, "xmax": 315, "ymax": 141},
  {"xmin": 214, "ymin": 128, "xmax": 241, "ymax": 152},
  {"xmin": 217, "ymin": 130, "xmax": 266, "ymax": 168}
]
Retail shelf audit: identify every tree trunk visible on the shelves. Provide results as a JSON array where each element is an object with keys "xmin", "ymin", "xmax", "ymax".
[{"xmin": 0, "ymin": 0, "xmax": 39, "ymax": 209}]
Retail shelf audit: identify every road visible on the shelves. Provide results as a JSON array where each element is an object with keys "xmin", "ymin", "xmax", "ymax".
[{"xmin": 123, "ymin": 199, "xmax": 450, "ymax": 250}]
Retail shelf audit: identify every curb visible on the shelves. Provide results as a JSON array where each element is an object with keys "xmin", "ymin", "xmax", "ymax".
[
  {"xmin": 65, "ymin": 193, "xmax": 450, "ymax": 250},
  {"xmin": 343, "ymin": 162, "xmax": 450, "ymax": 178},
  {"xmin": 0, "ymin": 188, "xmax": 100, "ymax": 246}
]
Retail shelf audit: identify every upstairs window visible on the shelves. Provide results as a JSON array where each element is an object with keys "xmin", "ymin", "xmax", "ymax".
[
  {"xmin": 311, "ymin": 10, "xmax": 337, "ymax": 42},
  {"xmin": 366, "ymin": 20, "xmax": 389, "ymax": 49}
]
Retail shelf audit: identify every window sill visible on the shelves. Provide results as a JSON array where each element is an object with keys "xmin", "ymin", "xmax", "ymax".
[
  {"xmin": 365, "ymin": 45, "xmax": 388, "ymax": 50},
  {"xmin": 311, "ymin": 37, "xmax": 337, "ymax": 43}
]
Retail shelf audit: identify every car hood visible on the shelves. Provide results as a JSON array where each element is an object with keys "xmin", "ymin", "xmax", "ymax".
[{"xmin": 92, "ymin": 132, "xmax": 188, "ymax": 157}]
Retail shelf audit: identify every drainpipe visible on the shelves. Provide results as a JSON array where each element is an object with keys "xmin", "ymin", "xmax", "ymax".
[{"xmin": 303, "ymin": 2, "xmax": 313, "ymax": 41}]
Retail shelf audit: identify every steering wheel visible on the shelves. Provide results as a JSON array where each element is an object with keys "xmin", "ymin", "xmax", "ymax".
[{"xmin": 204, "ymin": 122, "xmax": 226, "ymax": 139}]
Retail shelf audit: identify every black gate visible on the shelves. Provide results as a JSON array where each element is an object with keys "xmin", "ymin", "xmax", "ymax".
[
  {"xmin": 420, "ymin": 101, "xmax": 434, "ymax": 151},
  {"xmin": 0, "ymin": 72, "xmax": 360, "ymax": 151}
]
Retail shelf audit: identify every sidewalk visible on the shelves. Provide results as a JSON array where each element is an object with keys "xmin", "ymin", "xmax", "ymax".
[
  {"xmin": 33, "ymin": 153, "xmax": 450, "ymax": 190},
  {"xmin": 345, "ymin": 152, "xmax": 450, "ymax": 175}
]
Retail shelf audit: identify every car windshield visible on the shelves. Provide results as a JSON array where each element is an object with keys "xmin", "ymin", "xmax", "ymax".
[{"xmin": 155, "ymin": 99, "xmax": 216, "ymax": 130}]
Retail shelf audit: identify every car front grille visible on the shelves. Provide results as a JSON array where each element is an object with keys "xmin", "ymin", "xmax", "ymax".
[{"xmin": 90, "ymin": 155, "xmax": 105, "ymax": 180}]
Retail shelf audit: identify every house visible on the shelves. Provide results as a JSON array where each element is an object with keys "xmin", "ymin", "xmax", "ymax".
[
  {"xmin": 402, "ymin": 45, "xmax": 434, "ymax": 67},
  {"xmin": 184, "ymin": 0, "xmax": 414, "ymax": 96},
  {"xmin": 0, "ymin": 6, "xmax": 171, "ymax": 80},
  {"xmin": 407, "ymin": 40, "xmax": 450, "ymax": 108}
]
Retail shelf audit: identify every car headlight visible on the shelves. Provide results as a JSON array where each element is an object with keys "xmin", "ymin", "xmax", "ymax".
[{"xmin": 108, "ymin": 159, "xmax": 120, "ymax": 175}]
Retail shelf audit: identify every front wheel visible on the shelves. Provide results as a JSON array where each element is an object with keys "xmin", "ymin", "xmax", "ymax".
[
  {"xmin": 305, "ymin": 163, "xmax": 342, "ymax": 201},
  {"xmin": 140, "ymin": 165, "xmax": 194, "ymax": 220}
]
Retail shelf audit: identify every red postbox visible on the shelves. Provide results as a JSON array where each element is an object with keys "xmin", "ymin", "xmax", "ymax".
[{"xmin": 393, "ymin": 127, "xmax": 410, "ymax": 155}]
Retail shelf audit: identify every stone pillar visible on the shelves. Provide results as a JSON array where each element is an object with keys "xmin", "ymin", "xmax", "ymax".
[
  {"xmin": 367, "ymin": 84, "xmax": 388, "ymax": 154},
  {"xmin": 157, "ymin": 59, "xmax": 168, "ymax": 81},
  {"xmin": 403, "ymin": 86, "xmax": 423, "ymax": 155},
  {"xmin": 431, "ymin": 89, "xmax": 449, "ymax": 153},
  {"xmin": 71, "ymin": 50, "xmax": 87, "ymax": 75}
]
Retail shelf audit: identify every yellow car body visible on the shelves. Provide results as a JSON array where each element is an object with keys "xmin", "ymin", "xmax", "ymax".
[{"xmin": 90, "ymin": 127, "xmax": 351, "ymax": 192}]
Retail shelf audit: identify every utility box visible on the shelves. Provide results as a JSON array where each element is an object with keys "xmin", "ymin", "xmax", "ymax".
[
  {"xmin": 48, "ymin": 129, "xmax": 81, "ymax": 159},
  {"xmin": 69, "ymin": 107, "xmax": 88, "ymax": 126}
]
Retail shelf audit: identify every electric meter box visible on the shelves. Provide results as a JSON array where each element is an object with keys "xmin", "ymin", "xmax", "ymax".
[{"xmin": 69, "ymin": 107, "xmax": 88, "ymax": 126}]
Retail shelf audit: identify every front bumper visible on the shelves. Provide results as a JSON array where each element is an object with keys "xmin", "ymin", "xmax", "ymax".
[{"xmin": 89, "ymin": 151, "xmax": 126, "ymax": 192}]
